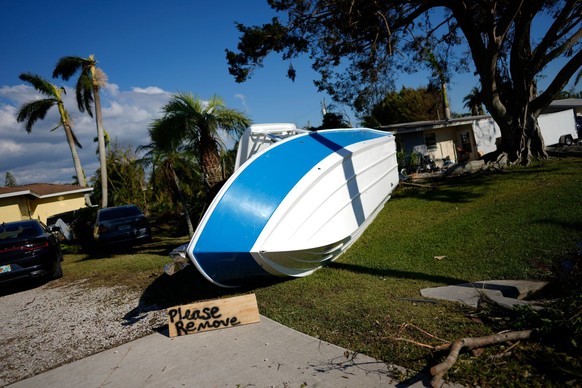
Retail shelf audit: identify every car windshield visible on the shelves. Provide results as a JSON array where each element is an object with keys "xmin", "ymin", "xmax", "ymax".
[
  {"xmin": 0, "ymin": 221, "xmax": 43, "ymax": 240},
  {"xmin": 98, "ymin": 206, "xmax": 142, "ymax": 222}
]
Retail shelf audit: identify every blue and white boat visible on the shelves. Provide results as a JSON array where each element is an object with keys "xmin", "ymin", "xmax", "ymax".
[{"xmin": 168, "ymin": 124, "xmax": 399, "ymax": 287}]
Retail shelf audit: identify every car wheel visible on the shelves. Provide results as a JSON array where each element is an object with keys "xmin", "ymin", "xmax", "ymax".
[{"xmin": 52, "ymin": 259, "xmax": 63, "ymax": 279}]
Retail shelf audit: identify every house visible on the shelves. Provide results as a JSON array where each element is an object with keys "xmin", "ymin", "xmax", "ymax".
[
  {"xmin": 382, "ymin": 99, "xmax": 581, "ymax": 165},
  {"xmin": 381, "ymin": 115, "xmax": 501, "ymax": 164},
  {"xmin": 0, "ymin": 183, "xmax": 93, "ymax": 224}
]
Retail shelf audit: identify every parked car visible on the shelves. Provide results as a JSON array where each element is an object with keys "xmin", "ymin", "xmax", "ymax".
[
  {"xmin": 93, "ymin": 205, "xmax": 151, "ymax": 247},
  {"xmin": 0, "ymin": 219, "xmax": 63, "ymax": 285}
]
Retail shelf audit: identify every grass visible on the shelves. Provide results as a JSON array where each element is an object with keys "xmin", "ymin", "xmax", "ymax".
[{"xmin": 58, "ymin": 156, "xmax": 582, "ymax": 386}]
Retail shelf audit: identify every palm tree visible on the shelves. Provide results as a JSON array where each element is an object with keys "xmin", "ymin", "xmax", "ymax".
[
  {"xmin": 53, "ymin": 55, "xmax": 109, "ymax": 208},
  {"xmin": 16, "ymin": 73, "xmax": 90, "ymax": 202},
  {"xmin": 138, "ymin": 123, "xmax": 198, "ymax": 236},
  {"xmin": 463, "ymin": 87, "xmax": 484, "ymax": 116},
  {"xmin": 155, "ymin": 93, "xmax": 250, "ymax": 198}
]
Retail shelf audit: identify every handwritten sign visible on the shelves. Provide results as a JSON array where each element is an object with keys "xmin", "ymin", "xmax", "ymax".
[{"xmin": 166, "ymin": 294, "xmax": 260, "ymax": 337}]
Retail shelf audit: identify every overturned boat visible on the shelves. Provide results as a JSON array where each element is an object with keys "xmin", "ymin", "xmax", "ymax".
[{"xmin": 170, "ymin": 124, "xmax": 399, "ymax": 287}]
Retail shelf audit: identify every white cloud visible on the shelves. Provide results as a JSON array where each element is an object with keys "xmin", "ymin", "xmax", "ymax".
[
  {"xmin": 132, "ymin": 86, "xmax": 165, "ymax": 94},
  {"xmin": 0, "ymin": 140, "xmax": 23, "ymax": 155},
  {"xmin": 234, "ymin": 93, "xmax": 250, "ymax": 113},
  {"xmin": 104, "ymin": 83, "xmax": 119, "ymax": 96}
]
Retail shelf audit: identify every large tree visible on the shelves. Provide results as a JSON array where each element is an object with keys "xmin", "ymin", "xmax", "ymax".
[
  {"xmin": 363, "ymin": 86, "xmax": 443, "ymax": 127},
  {"xmin": 16, "ymin": 73, "xmax": 90, "ymax": 198},
  {"xmin": 152, "ymin": 93, "xmax": 250, "ymax": 198},
  {"xmin": 53, "ymin": 55, "xmax": 109, "ymax": 207},
  {"xmin": 226, "ymin": 0, "xmax": 582, "ymax": 165}
]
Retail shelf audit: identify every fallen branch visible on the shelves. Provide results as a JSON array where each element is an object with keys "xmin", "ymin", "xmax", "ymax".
[
  {"xmin": 430, "ymin": 329, "xmax": 535, "ymax": 387},
  {"xmin": 397, "ymin": 323, "xmax": 450, "ymax": 344},
  {"xmin": 401, "ymin": 181, "xmax": 437, "ymax": 189},
  {"xmin": 382, "ymin": 323, "xmax": 450, "ymax": 350}
]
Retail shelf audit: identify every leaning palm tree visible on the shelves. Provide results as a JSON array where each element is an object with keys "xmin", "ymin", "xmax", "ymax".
[
  {"xmin": 16, "ymin": 73, "xmax": 90, "ymax": 202},
  {"xmin": 156, "ymin": 93, "xmax": 250, "ymax": 198},
  {"xmin": 53, "ymin": 55, "xmax": 109, "ymax": 208},
  {"xmin": 138, "ymin": 123, "xmax": 198, "ymax": 236}
]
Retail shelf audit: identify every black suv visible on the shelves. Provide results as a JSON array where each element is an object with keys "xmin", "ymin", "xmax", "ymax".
[{"xmin": 93, "ymin": 205, "xmax": 151, "ymax": 247}]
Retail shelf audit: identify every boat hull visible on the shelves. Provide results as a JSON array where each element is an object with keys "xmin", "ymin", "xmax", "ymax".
[{"xmin": 187, "ymin": 128, "xmax": 399, "ymax": 287}]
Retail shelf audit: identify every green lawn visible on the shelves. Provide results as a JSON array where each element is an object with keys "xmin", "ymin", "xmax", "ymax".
[{"xmin": 61, "ymin": 156, "xmax": 582, "ymax": 386}]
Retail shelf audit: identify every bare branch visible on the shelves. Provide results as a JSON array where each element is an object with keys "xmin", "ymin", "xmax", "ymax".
[{"xmin": 430, "ymin": 329, "xmax": 535, "ymax": 387}]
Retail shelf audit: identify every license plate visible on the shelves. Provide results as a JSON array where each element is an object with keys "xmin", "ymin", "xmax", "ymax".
[
  {"xmin": 0, "ymin": 264, "xmax": 11, "ymax": 274},
  {"xmin": 119, "ymin": 225, "xmax": 130, "ymax": 231}
]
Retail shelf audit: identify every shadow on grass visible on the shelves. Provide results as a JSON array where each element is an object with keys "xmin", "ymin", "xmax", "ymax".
[
  {"xmin": 121, "ymin": 257, "xmax": 469, "ymax": 328},
  {"xmin": 399, "ymin": 185, "xmax": 482, "ymax": 203},
  {"xmin": 532, "ymin": 218, "xmax": 582, "ymax": 233},
  {"xmin": 397, "ymin": 164, "xmax": 566, "ymax": 204},
  {"xmin": 75, "ymin": 237, "xmax": 189, "ymax": 261},
  {"xmin": 328, "ymin": 262, "xmax": 468, "ymax": 285},
  {"xmin": 122, "ymin": 265, "xmax": 288, "ymax": 327},
  {"xmin": 396, "ymin": 173, "xmax": 490, "ymax": 203},
  {"xmin": 76, "ymin": 244, "xmax": 142, "ymax": 261}
]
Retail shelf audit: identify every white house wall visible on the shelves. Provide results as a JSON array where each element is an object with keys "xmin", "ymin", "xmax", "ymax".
[{"xmin": 473, "ymin": 117, "xmax": 500, "ymax": 156}]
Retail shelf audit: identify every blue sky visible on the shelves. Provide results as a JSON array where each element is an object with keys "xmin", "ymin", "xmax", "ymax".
[{"xmin": 0, "ymin": 1, "xmax": 578, "ymax": 185}]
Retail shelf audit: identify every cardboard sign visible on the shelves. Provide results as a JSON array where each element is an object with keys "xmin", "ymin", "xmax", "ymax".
[{"xmin": 166, "ymin": 294, "xmax": 260, "ymax": 337}]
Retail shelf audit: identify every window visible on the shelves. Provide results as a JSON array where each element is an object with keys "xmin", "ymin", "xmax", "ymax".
[
  {"xmin": 424, "ymin": 133, "xmax": 437, "ymax": 151},
  {"xmin": 460, "ymin": 132, "xmax": 473, "ymax": 153}
]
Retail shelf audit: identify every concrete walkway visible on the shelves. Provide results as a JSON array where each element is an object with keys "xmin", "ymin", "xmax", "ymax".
[
  {"xmin": 9, "ymin": 316, "xmax": 436, "ymax": 388},
  {"xmin": 420, "ymin": 280, "xmax": 548, "ymax": 309}
]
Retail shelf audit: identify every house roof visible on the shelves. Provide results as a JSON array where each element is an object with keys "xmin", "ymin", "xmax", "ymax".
[
  {"xmin": 380, "ymin": 99, "xmax": 582, "ymax": 134},
  {"xmin": 0, "ymin": 183, "xmax": 93, "ymax": 200},
  {"xmin": 547, "ymin": 98, "xmax": 582, "ymax": 113},
  {"xmin": 380, "ymin": 115, "xmax": 493, "ymax": 134}
]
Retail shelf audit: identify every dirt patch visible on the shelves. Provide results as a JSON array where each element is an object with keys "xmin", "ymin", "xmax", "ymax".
[{"xmin": 0, "ymin": 279, "xmax": 165, "ymax": 386}]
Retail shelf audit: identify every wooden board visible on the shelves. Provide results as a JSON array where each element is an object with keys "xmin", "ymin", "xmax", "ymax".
[{"xmin": 166, "ymin": 294, "xmax": 260, "ymax": 337}]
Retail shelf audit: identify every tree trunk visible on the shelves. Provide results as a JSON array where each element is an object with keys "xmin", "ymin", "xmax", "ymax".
[
  {"xmin": 171, "ymin": 167, "xmax": 194, "ymax": 236},
  {"xmin": 63, "ymin": 123, "xmax": 92, "ymax": 206},
  {"xmin": 519, "ymin": 113, "xmax": 548, "ymax": 165},
  {"xmin": 441, "ymin": 81, "xmax": 451, "ymax": 121},
  {"xmin": 498, "ymin": 112, "xmax": 548, "ymax": 166},
  {"xmin": 94, "ymin": 86, "xmax": 108, "ymax": 208},
  {"xmin": 200, "ymin": 137, "xmax": 224, "ymax": 197}
]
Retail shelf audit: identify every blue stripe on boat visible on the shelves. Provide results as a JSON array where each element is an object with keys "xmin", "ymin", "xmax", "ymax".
[{"xmin": 191, "ymin": 129, "xmax": 388, "ymax": 286}]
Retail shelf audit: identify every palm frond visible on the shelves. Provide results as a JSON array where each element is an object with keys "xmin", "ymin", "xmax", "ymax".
[
  {"xmin": 76, "ymin": 74, "xmax": 94, "ymax": 115},
  {"xmin": 52, "ymin": 56, "xmax": 85, "ymax": 81},
  {"xmin": 69, "ymin": 125, "xmax": 83, "ymax": 149},
  {"xmin": 49, "ymin": 123, "xmax": 63, "ymax": 132},
  {"xmin": 215, "ymin": 108, "xmax": 251, "ymax": 137},
  {"xmin": 19, "ymin": 73, "xmax": 57, "ymax": 98},
  {"xmin": 151, "ymin": 118, "xmax": 188, "ymax": 150},
  {"xmin": 16, "ymin": 98, "xmax": 55, "ymax": 133}
]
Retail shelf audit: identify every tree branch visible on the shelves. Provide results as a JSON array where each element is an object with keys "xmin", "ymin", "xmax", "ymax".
[
  {"xmin": 533, "ymin": 48, "xmax": 582, "ymax": 113},
  {"xmin": 531, "ymin": 0, "xmax": 579, "ymax": 68},
  {"xmin": 430, "ymin": 329, "xmax": 535, "ymax": 388}
]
